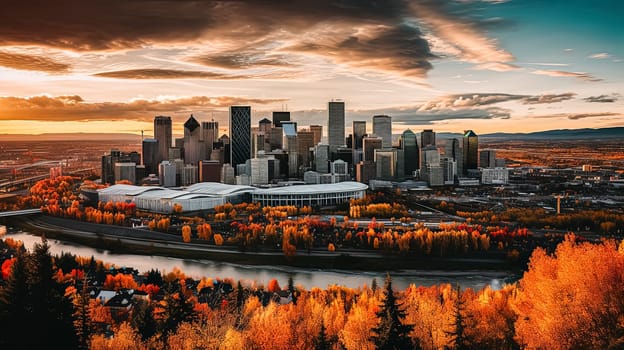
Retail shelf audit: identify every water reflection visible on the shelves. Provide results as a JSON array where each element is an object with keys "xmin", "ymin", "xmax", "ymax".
[{"xmin": 6, "ymin": 229, "xmax": 518, "ymax": 291}]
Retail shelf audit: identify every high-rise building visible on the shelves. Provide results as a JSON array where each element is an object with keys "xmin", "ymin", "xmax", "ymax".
[
  {"xmin": 114, "ymin": 162, "xmax": 136, "ymax": 184},
  {"xmin": 421, "ymin": 129, "xmax": 436, "ymax": 147},
  {"xmin": 183, "ymin": 115, "xmax": 202, "ymax": 166},
  {"xmin": 297, "ymin": 130, "xmax": 315, "ymax": 170},
  {"xmin": 201, "ymin": 120, "xmax": 218, "ymax": 159},
  {"xmin": 272, "ymin": 111, "xmax": 290, "ymax": 128},
  {"xmin": 399, "ymin": 129, "xmax": 419, "ymax": 177},
  {"xmin": 479, "ymin": 150, "xmax": 496, "ymax": 168},
  {"xmin": 282, "ymin": 122, "xmax": 298, "ymax": 177},
  {"xmin": 101, "ymin": 149, "xmax": 140, "ymax": 185},
  {"xmin": 352, "ymin": 121, "xmax": 367, "ymax": 150},
  {"xmin": 441, "ymin": 157, "xmax": 457, "ymax": 185},
  {"xmin": 356, "ymin": 161, "xmax": 376, "ymax": 184},
  {"xmin": 182, "ymin": 164, "xmax": 198, "ymax": 186},
  {"xmin": 374, "ymin": 149, "xmax": 398, "ymax": 180},
  {"xmin": 372, "ymin": 115, "xmax": 392, "ymax": 148},
  {"xmin": 363, "ymin": 136, "xmax": 383, "ymax": 162},
  {"xmin": 328, "ymin": 101, "xmax": 345, "ymax": 154},
  {"xmin": 445, "ymin": 138, "xmax": 463, "ymax": 176},
  {"xmin": 159, "ymin": 160, "xmax": 176, "ymax": 187},
  {"xmin": 462, "ymin": 130, "xmax": 478, "ymax": 174},
  {"xmin": 230, "ymin": 106, "xmax": 251, "ymax": 172},
  {"xmin": 199, "ymin": 160, "xmax": 222, "ymax": 182},
  {"xmin": 154, "ymin": 116, "xmax": 172, "ymax": 165},
  {"xmin": 142, "ymin": 138, "xmax": 159, "ymax": 175},
  {"xmin": 314, "ymin": 144, "xmax": 330, "ymax": 173},
  {"xmin": 310, "ymin": 125, "xmax": 323, "ymax": 145}
]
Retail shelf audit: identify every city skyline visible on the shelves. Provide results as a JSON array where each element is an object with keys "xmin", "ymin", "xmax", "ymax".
[{"xmin": 0, "ymin": 1, "xmax": 622, "ymax": 136}]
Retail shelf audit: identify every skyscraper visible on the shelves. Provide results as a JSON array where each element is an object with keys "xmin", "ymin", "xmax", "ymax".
[
  {"xmin": 462, "ymin": 130, "xmax": 478, "ymax": 174},
  {"xmin": 230, "ymin": 106, "xmax": 251, "ymax": 172},
  {"xmin": 445, "ymin": 138, "xmax": 462, "ymax": 176},
  {"xmin": 272, "ymin": 111, "xmax": 290, "ymax": 128},
  {"xmin": 372, "ymin": 115, "xmax": 392, "ymax": 148},
  {"xmin": 352, "ymin": 121, "xmax": 367, "ymax": 150},
  {"xmin": 399, "ymin": 129, "xmax": 419, "ymax": 177},
  {"xmin": 479, "ymin": 149, "xmax": 496, "ymax": 168},
  {"xmin": 183, "ymin": 114, "xmax": 202, "ymax": 166},
  {"xmin": 363, "ymin": 136, "xmax": 383, "ymax": 162},
  {"xmin": 328, "ymin": 101, "xmax": 345, "ymax": 154},
  {"xmin": 142, "ymin": 138, "xmax": 159, "ymax": 175},
  {"xmin": 201, "ymin": 120, "xmax": 218, "ymax": 159},
  {"xmin": 154, "ymin": 116, "xmax": 172, "ymax": 164},
  {"xmin": 421, "ymin": 129, "xmax": 436, "ymax": 147},
  {"xmin": 310, "ymin": 125, "xmax": 323, "ymax": 145}
]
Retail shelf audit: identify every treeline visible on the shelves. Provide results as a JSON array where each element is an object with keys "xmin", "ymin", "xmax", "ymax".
[
  {"xmin": 1, "ymin": 235, "xmax": 623, "ymax": 349},
  {"xmin": 456, "ymin": 208, "xmax": 624, "ymax": 233}
]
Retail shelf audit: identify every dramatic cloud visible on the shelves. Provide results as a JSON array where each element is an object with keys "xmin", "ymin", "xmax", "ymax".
[
  {"xmin": 0, "ymin": 0, "xmax": 517, "ymax": 77},
  {"xmin": 532, "ymin": 70, "xmax": 601, "ymax": 82},
  {"xmin": 531, "ymin": 112, "xmax": 620, "ymax": 120},
  {"xmin": 583, "ymin": 94, "xmax": 619, "ymax": 103},
  {"xmin": 93, "ymin": 69, "xmax": 251, "ymax": 80},
  {"xmin": 419, "ymin": 92, "xmax": 575, "ymax": 111},
  {"xmin": 411, "ymin": 1, "xmax": 517, "ymax": 71},
  {"xmin": 0, "ymin": 50, "xmax": 71, "ymax": 73},
  {"xmin": 0, "ymin": 95, "xmax": 287, "ymax": 122}
]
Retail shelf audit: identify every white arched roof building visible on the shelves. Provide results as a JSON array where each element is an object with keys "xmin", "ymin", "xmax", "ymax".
[{"xmin": 252, "ymin": 181, "xmax": 367, "ymax": 208}]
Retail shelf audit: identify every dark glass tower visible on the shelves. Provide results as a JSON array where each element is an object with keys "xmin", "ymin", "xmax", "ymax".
[
  {"xmin": 399, "ymin": 129, "xmax": 419, "ymax": 176},
  {"xmin": 230, "ymin": 106, "xmax": 251, "ymax": 171},
  {"xmin": 462, "ymin": 130, "xmax": 478, "ymax": 174},
  {"xmin": 154, "ymin": 116, "xmax": 172, "ymax": 165}
]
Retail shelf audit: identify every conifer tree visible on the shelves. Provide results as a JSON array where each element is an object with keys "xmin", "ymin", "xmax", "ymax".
[
  {"xmin": 288, "ymin": 276, "xmax": 298, "ymax": 305},
  {"xmin": 0, "ymin": 250, "xmax": 29, "ymax": 349},
  {"xmin": 160, "ymin": 286, "xmax": 197, "ymax": 341},
  {"xmin": 316, "ymin": 321, "xmax": 330, "ymax": 350},
  {"xmin": 73, "ymin": 274, "xmax": 94, "ymax": 350},
  {"xmin": 446, "ymin": 284, "xmax": 471, "ymax": 350},
  {"xmin": 371, "ymin": 274, "xmax": 416, "ymax": 350},
  {"xmin": 131, "ymin": 298, "xmax": 158, "ymax": 341}
]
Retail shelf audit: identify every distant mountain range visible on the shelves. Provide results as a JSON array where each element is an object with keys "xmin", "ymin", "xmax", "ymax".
[
  {"xmin": 1, "ymin": 127, "xmax": 623, "ymax": 142},
  {"xmin": 438, "ymin": 127, "xmax": 624, "ymax": 141}
]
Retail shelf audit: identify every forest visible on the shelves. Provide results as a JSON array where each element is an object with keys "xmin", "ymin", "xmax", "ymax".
[{"xmin": 0, "ymin": 234, "xmax": 623, "ymax": 349}]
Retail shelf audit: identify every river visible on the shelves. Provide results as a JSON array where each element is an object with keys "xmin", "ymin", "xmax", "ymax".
[{"xmin": 3, "ymin": 226, "xmax": 520, "ymax": 291}]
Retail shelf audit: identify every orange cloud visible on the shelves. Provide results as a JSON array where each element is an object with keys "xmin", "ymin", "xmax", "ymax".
[
  {"xmin": 0, "ymin": 95, "xmax": 287, "ymax": 122},
  {"xmin": 0, "ymin": 50, "xmax": 71, "ymax": 73}
]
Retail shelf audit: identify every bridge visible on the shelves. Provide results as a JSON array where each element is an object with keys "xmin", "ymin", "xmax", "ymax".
[{"xmin": 0, "ymin": 208, "xmax": 42, "ymax": 218}]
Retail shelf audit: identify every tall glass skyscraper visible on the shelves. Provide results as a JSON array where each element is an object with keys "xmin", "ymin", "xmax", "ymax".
[
  {"xmin": 372, "ymin": 115, "xmax": 392, "ymax": 148},
  {"xmin": 399, "ymin": 129, "xmax": 419, "ymax": 176},
  {"xmin": 230, "ymin": 106, "xmax": 251, "ymax": 171},
  {"xmin": 154, "ymin": 116, "xmax": 172, "ymax": 165},
  {"xmin": 352, "ymin": 121, "xmax": 367, "ymax": 150},
  {"xmin": 328, "ymin": 101, "xmax": 345, "ymax": 154},
  {"xmin": 462, "ymin": 130, "xmax": 478, "ymax": 174}
]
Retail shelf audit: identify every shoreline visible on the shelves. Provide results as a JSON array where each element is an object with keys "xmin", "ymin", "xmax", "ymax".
[{"xmin": 8, "ymin": 215, "xmax": 523, "ymax": 272}]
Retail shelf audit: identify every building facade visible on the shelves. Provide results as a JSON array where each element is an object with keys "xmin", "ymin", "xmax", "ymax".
[
  {"xmin": 328, "ymin": 101, "xmax": 345, "ymax": 154},
  {"xmin": 230, "ymin": 106, "xmax": 251, "ymax": 172}
]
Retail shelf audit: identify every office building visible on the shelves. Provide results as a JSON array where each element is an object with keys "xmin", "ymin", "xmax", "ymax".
[
  {"xmin": 250, "ymin": 157, "xmax": 270, "ymax": 185},
  {"xmin": 328, "ymin": 101, "xmax": 345, "ymax": 154},
  {"xmin": 221, "ymin": 164, "xmax": 236, "ymax": 184},
  {"xmin": 272, "ymin": 111, "xmax": 290, "ymax": 128},
  {"xmin": 462, "ymin": 130, "xmax": 479, "ymax": 174},
  {"xmin": 441, "ymin": 157, "xmax": 457, "ymax": 185},
  {"xmin": 282, "ymin": 121, "xmax": 298, "ymax": 177},
  {"xmin": 399, "ymin": 129, "xmax": 419, "ymax": 177},
  {"xmin": 183, "ymin": 115, "xmax": 202, "ymax": 166},
  {"xmin": 445, "ymin": 138, "xmax": 463, "ymax": 176},
  {"xmin": 142, "ymin": 138, "xmax": 159, "ymax": 175},
  {"xmin": 159, "ymin": 161, "xmax": 177, "ymax": 187},
  {"xmin": 480, "ymin": 150, "xmax": 496, "ymax": 168},
  {"xmin": 182, "ymin": 164, "xmax": 198, "ymax": 186},
  {"xmin": 352, "ymin": 121, "xmax": 367, "ymax": 150},
  {"xmin": 199, "ymin": 160, "xmax": 222, "ymax": 182},
  {"xmin": 310, "ymin": 125, "xmax": 323, "ymax": 145},
  {"xmin": 154, "ymin": 116, "xmax": 172, "ymax": 165},
  {"xmin": 114, "ymin": 162, "xmax": 136, "ymax": 185},
  {"xmin": 375, "ymin": 149, "xmax": 398, "ymax": 180},
  {"xmin": 201, "ymin": 120, "xmax": 219, "ymax": 158},
  {"xmin": 372, "ymin": 115, "xmax": 392, "ymax": 148},
  {"xmin": 315, "ymin": 144, "xmax": 330, "ymax": 173},
  {"xmin": 230, "ymin": 106, "xmax": 251, "ymax": 172},
  {"xmin": 101, "ymin": 149, "xmax": 140, "ymax": 185},
  {"xmin": 363, "ymin": 136, "xmax": 383, "ymax": 162},
  {"xmin": 297, "ymin": 129, "xmax": 315, "ymax": 170},
  {"xmin": 421, "ymin": 129, "xmax": 436, "ymax": 147},
  {"xmin": 481, "ymin": 167, "xmax": 509, "ymax": 185},
  {"xmin": 356, "ymin": 161, "xmax": 377, "ymax": 184}
]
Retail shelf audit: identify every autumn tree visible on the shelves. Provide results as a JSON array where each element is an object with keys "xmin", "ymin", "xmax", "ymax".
[
  {"xmin": 371, "ymin": 274, "xmax": 415, "ymax": 350},
  {"xmin": 514, "ymin": 235, "xmax": 624, "ymax": 349}
]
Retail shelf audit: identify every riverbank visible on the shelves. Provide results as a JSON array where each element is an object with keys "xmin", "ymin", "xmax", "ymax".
[{"xmin": 8, "ymin": 215, "xmax": 523, "ymax": 272}]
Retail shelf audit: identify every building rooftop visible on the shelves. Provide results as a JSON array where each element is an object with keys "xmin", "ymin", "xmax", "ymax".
[{"xmin": 253, "ymin": 181, "xmax": 367, "ymax": 195}]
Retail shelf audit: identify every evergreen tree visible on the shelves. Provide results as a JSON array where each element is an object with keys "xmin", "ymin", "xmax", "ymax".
[
  {"xmin": 370, "ymin": 274, "xmax": 416, "ymax": 350},
  {"xmin": 131, "ymin": 298, "xmax": 158, "ymax": 341},
  {"xmin": 288, "ymin": 276, "xmax": 298, "ymax": 305},
  {"xmin": 371, "ymin": 278, "xmax": 378, "ymax": 293},
  {"xmin": 446, "ymin": 284, "xmax": 471, "ymax": 350},
  {"xmin": 316, "ymin": 321, "xmax": 330, "ymax": 350},
  {"xmin": 160, "ymin": 286, "xmax": 197, "ymax": 340},
  {"xmin": 0, "ymin": 250, "xmax": 29, "ymax": 349},
  {"xmin": 27, "ymin": 240, "xmax": 78, "ymax": 348},
  {"xmin": 73, "ymin": 275, "xmax": 93, "ymax": 350},
  {"xmin": 236, "ymin": 280, "xmax": 245, "ymax": 310}
]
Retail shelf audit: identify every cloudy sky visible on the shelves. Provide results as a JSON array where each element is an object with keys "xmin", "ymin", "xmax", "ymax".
[{"xmin": 0, "ymin": 0, "xmax": 622, "ymax": 136}]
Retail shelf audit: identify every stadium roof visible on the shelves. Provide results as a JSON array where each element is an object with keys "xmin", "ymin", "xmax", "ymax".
[
  {"xmin": 186, "ymin": 182, "xmax": 257, "ymax": 196},
  {"xmin": 253, "ymin": 181, "xmax": 367, "ymax": 195},
  {"xmin": 98, "ymin": 184, "xmax": 164, "ymax": 196}
]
